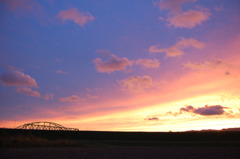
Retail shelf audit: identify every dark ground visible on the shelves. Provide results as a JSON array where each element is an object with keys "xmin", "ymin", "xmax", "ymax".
[
  {"xmin": 1, "ymin": 147, "xmax": 240, "ymax": 159},
  {"xmin": 1, "ymin": 129, "xmax": 240, "ymax": 159}
]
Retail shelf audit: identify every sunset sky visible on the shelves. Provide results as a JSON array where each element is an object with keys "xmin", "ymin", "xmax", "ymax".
[{"xmin": 0, "ymin": 0, "xmax": 240, "ymax": 132}]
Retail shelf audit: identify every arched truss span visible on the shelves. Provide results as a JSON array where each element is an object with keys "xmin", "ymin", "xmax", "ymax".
[{"xmin": 16, "ymin": 121, "xmax": 79, "ymax": 131}]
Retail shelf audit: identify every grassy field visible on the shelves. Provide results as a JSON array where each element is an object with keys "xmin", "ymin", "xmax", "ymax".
[
  {"xmin": 1, "ymin": 129, "xmax": 240, "ymax": 159},
  {"xmin": 1, "ymin": 128, "xmax": 240, "ymax": 147}
]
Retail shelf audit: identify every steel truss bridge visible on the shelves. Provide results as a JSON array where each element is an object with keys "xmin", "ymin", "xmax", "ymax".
[{"xmin": 16, "ymin": 121, "xmax": 79, "ymax": 131}]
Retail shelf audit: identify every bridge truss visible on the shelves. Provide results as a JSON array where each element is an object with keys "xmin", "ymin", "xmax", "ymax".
[{"xmin": 16, "ymin": 121, "xmax": 79, "ymax": 131}]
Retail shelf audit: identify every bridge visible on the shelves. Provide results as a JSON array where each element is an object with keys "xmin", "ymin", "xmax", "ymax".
[{"xmin": 16, "ymin": 121, "xmax": 79, "ymax": 131}]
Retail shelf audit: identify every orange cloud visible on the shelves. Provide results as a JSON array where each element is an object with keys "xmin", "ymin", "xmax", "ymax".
[
  {"xmin": 135, "ymin": 59, "xmax": 160, "ymax": 68},
  {"xmin": 93, "ymin": 53, "xmax": 132, "ymax": 73},
  {"xmin": 58, "ymin": 8, "xmax": 95, "ymax": 27},
  {"xmin": 0, "ymin": 70, "xmax": 38, "ymax": 88},
  {"xmin": 167, "ymin": 9, "xmax": 210, "ymax": 28},
  {"xmin": 149, "ymin": 37, "xmax": 205, "ymax": 57}
]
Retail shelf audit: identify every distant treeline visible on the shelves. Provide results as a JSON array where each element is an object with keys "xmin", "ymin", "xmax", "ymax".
[{"xmin": 1, "ymin": 128, "xmax": 240, "ymax": 142}]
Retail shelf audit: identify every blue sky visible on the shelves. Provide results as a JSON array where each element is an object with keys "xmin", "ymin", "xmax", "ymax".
[{"xmin": 0, "ymin": 0, "xmax": 240, "ymax": 131}]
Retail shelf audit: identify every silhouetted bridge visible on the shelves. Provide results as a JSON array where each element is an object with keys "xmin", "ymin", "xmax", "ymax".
[{"xmin": 16, "ymin": 121, "xmax": 79, "ymax": 131}]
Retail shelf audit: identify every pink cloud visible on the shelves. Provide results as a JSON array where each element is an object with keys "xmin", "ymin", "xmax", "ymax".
[
  {"xmin": 135, "ymin": 59, "xmax": 160, "ymax": 68},
  {"xmin": 0, "ymin": 70, "xmax": 38, "ymax": 88},
  {"xmin": 58, "ymin": 8, "xmax": 95, "ymax": 27},
  {"xmin": 60, "ymin": 95, "xmax": 85, "ymax": 102},
  {"xmin": 119, "ymin": 76, "xmax": 154, "ymax": 92},
  {"xmin": 149, "ymin": 37, "xmax": 205, "ymax": 57},
  {"xmin": 167, "ymin": 9, "xmax": 210, "ymax": 28},
  {"xmin": 159, "ymin": 0, "xmax": 197, "ymax": 14},
  {"xmin": 93, "ymin": 53, "xmax": 132, "ymax": 73},
  {"xmin": 3, "ymin": 0, "xmax": 44, "ymax": 12},
  {"xmin": 158, "ymin": 0, "xmax": 210, "ymax": 29},
  {"xmin": 16, "ymin": 87, "xmax": 41, "ymax": 97}
]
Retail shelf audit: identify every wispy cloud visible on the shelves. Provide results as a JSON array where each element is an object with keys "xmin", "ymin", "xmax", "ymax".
[
  {"xmin": 119, "ymin": 75, "xmax": 154, "ymax": 92},
  {"xmin": 93, "ymin": 52, "xmax": 132, "ymax": 73},
  {"xmin": 149, "ymin": 37, "xmax": 205, "ymax": 57},
  {"xmin": 58, "ymin": 8, "xmax": 95, "ymax": 27},
  {"xmin": 56, "ymin": 70, "xmax": 68, "ymax": 74},
  {"xmin": 2, "ymin": 0, "xmax": 44, "ymax": 12},
  {"xmin": 183, "ymin": 59, "xmax": 226, "ymax": 70},
  {"xmin": 158, "ymin": 0, "xmax": 197, "ymax": 14},
  {"xmin": 60, "ymin": 95, "xmax": 85, "ymax": 102},
  {"xmin": 16, "ymin": 87, "xmax": 41, "ymax": 97},
  {"xmin": 135, "ymin": 59, "xmax": 160, "ymax": 68},
  {"xmin": 0, "ymin": 70, "xmax": 38, "ymax": 88},
  {"xmin": 42, "ymin": 93, "xmax": 55, "ymax": 100}
]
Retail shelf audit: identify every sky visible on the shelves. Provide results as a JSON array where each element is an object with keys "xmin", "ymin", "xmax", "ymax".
[{"xmin": 0, "ymin": 0, "xmax": 240, "ymax": 132}]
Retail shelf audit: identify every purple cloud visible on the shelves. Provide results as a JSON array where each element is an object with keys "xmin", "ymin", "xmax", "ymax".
[
  {"xmin": 181, "ymin": 105, "xmax": 226, "ymax": 116},
  {"xmin": 159, "ymin": 0, "xmax": 197, "ymax": 14},
  {"xmin": 0, "ymin": 70, "xmax": 38, "ymax": 88},
  {"xmin": 119, "ymin": 75, "xmax": 154, "ymax": 92},
  {"xmin": 16, "ymin": 87, "xmax": 41, "ymax": 97},
  {"xmin": 135, "ymin": 59, "xmax": 160, "ymax": 68},
  {"xmin": 93, "ymin": 53, "xmax": 132, "ymax": 73},
  {"xmin": 145, "ymin": 117, "xmax": 159, "ymax": 121},
  {"xmin": 60, "ymin": 95, "xmax": 85, "ymax": 102}
]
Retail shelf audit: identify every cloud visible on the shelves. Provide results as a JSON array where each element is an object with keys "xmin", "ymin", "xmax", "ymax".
[
  {"xmin": 158, "ymin": 0, "xmax": 210, "ymax": 28},
  {"xmin": 145, "ymin": 117, "xmax": 159, "ymax": 121},
  {"xmin": 58, "ymin": 8, "xmax": 95, "ymax": 27},
  {"xmin": 166, "ymin": 9, "xmax": 210, "ymax": 28},
  {"xmin": 119, "ymin": 76, "xmax": 154, "ymax": 92},
  {"xmin": 93, "ymin": 53, "xmax": 132, "ymax": 73},
  {"xmin": 149, "ymin": 37, "xmax": 205, "ymax": 57},
  {"xmin": 56, "ymin": 70, "xmax": 68, "ymax": 74},
  {"xmin": 135, "ymin": 59, "xmax": 160, "ymax": 68},
  {"xmin": 183, "ymin": 59, "xmax": 226, "ymax": 70},
  {"xmin": 86, "ymin": 94, "xmax": 99, "ymax": 99},
  {"xmin": 60, "ymin": 95, "xmax": 85, "ymax": 102},
  {"xmin": 180, "ymin": 105, "xmax": 227, "ymax": 116},
  {"xmin": 2, "ymin": 0, "xmax": 44, "ymax": 12},
  {"xmin": 159, "ymin": 0, "xmax": 197, "ymax": 14},
  {"xmin": 16, "ymin": 87, "xmax": 41, "ymax": 97},
  {"xmin": 42, "ymin": 93, "xmax": 54, "ymax": 100},
  {"xmin": 0, "ymin": 70, "xmax": 38, "ymax": 88}
]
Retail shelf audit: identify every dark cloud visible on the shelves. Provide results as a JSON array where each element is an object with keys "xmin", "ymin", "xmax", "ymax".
[
  {"xmin": 145, "ymin": 105, "xmax": 228, "ymax": 121},
  {"xmin": 145, "ymin": 117, "xmax": 159, "ymax": 121},
  {"xmin": 181, "ymin": 105, "xmax": 226, "ymax": 116},
  {"xmin": 0, "ymin": 70, "xmax": 38, "ymax": 87}
]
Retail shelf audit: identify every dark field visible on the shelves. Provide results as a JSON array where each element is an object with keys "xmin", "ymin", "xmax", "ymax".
[
  {"xmin": 2, "ymin": 147, "xmax": 240, "ymax": 159},
  {"xmin": 1, "ymin": 129, "xmax": 240, "ymax": 159}
]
